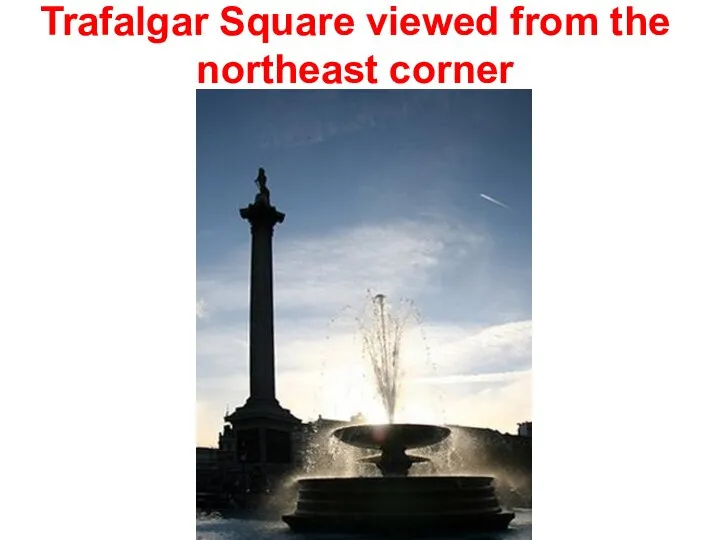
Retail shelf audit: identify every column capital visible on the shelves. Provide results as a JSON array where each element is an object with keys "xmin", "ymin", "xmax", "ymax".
[{"xmin": 240, "ymin": 201, "xmax": 285, "ymax": 229}]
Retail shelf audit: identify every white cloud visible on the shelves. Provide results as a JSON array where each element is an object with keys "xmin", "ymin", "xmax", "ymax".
[
  {"xmin": 196, "ymin": 298, "xmax": 207, "ymax": 319},
  {"xmin": 426, "ymin": 320, "xmax": 532, "ymax": 375},
  {"xmin": 197, "ymin": 219, "xmax": 485, "ymax": 317},
  {"xmin": 443, "ymin": 371, "xmax": 533, "ymax": 434}
]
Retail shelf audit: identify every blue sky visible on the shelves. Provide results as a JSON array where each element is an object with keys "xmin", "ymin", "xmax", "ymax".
[{"xmin": 196, "ymin": 90, "xmax": 531, "ymax": 447}]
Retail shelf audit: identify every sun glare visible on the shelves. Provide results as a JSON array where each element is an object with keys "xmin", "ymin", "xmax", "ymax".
[{"xmin": 311, "ymin": 361, "xmax": 452, "ymax": 425}]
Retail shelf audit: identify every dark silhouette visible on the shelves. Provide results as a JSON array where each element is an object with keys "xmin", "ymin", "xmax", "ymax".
[
  {"xmin": 254, "ymin": 167, "xmax": 270, "ymax": 204},
  {"xmin": 283, "ymin": 422, "xmax": 515, "ymax": 533},
  {"xmin": 220, "ymin": 167, "xmax": 298, "ymax": 512}
]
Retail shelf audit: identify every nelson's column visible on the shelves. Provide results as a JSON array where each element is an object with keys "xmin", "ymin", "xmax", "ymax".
[{"xmin": 219, "ymin": 168, "xmax": 301, "ymax": 492}]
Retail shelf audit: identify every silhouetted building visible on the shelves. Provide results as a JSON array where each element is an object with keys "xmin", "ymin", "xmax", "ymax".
[
  {"xmin": 517, "ymin": 421, "xmax": 532, "ymax": 438},
  {"xmin": 196, "ymin": 447, "xmax": 228, "ymax": 506}
]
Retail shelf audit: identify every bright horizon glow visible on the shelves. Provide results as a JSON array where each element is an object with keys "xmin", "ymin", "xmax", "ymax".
[{"xmin": 196, "ymin": 90, "xmax": 532, "ymax": 447}]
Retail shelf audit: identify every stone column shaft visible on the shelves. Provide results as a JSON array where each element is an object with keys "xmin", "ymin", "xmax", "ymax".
[
  {"xmin": 248, "ymin": 224, "xmax": 276, "ymax": 402},
  {"xmin": 239, "ymin": 201, "xmax": 285, "ymax": 405}
]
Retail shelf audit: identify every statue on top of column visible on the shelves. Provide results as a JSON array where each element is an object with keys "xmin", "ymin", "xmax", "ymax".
[
  {"xmin": 241, "ymin": 166, "xmax": 285, "ymax": 224},
  {"xmin": 254, "ymin": 167, "xmax": 270, "ymax": 205}
]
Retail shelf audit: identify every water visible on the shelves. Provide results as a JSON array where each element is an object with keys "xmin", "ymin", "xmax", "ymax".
[
  {"xmin": 356, "ymin": 293, "xmax": 413, "ymax": 424},
  {"xmin": 315, "ymin": 292, "xmax": 445, "ymax": 426},
  {"xmin": 197, "ymin": 509, "xmax": 532, "ymax": 540}
]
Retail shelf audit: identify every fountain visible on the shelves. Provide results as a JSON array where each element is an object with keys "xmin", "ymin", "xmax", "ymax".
[{"xmin": 282, "ymin": 294, "xmax": 515, "ymax": 534}]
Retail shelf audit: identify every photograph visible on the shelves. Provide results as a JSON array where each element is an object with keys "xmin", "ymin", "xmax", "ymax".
[{"xmin": 195, "ymin": 89, "xmax": 532, "ymax": 538}]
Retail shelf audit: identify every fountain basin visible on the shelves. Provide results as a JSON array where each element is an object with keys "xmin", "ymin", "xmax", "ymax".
[{"xmin": 282, "ymin": 476, "xmax": 515, "ymax": 534}]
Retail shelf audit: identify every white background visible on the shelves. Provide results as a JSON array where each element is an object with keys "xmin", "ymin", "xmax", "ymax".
[{"xmin": 2, "ymin": 0, "xmax": 719, "ymax": 538}]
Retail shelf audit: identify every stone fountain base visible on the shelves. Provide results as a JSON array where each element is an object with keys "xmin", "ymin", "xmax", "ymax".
[{"xmin": 282, "ymin": 476, "xmax": 514, "ymax": 534}]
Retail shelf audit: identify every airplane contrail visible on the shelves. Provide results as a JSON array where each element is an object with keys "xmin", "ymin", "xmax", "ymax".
[{"xmin": 480, "ymin": 193, "xmax": 510, "ymax": 209}]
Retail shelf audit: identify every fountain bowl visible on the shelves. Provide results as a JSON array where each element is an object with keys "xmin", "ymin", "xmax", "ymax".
[
  {"xmin": 333, "ymin": 423, "xmax": 451, "ymax": 450},
  {"xmin": 333, "ymin": 423, "xmax": 451, "ymax": 477}
]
